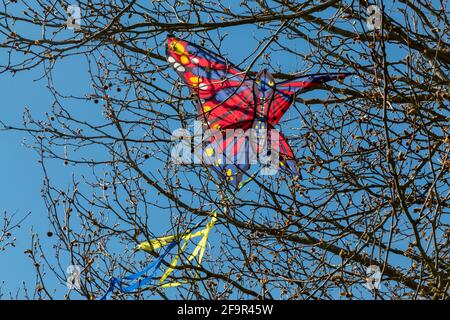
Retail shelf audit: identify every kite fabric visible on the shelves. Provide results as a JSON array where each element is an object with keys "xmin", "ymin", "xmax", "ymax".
[
  {"xmin": 98, "ymin": 212, "xmax": 217, "ymax": 299},
  {"xmin": 138, "ymin": 211, "xmax": 217, "ymax": 288},
  {"xmin": 166, "ymin": 35, "xmax": 351, "ymax": 186},
  {"xmin": 98, "ymin": 241, "xmax": 177, "ymax": 300}
]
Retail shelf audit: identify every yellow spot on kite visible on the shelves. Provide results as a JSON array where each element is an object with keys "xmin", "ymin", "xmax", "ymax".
[
  {"xmin": 213, "ymin": 124, "xmax": 220, "ymax": 129},
  {"xmin": 170, "ymin": 41, "xmax": 185, "ymax": 55},
  {"xmin": 203, "ymin": 105, "xmax": 212, "ymax": 113},
  {"xmin": 189, "ymin": 76, "xmax": 203, "ymax": 85},
  {"xmin": 268, "ymin": 80, "xmax": 274, "ymax": 87},
  {"xmin": 226, "ymin": 169, "xmax": 234, "ymax": 180},
  {"xmin": 206, "ymin": 148, "xmax": 214, "ymax": 157},
  {"xmin": 180, "ymin": 55, "xmax": 190, "ymax": 65}
]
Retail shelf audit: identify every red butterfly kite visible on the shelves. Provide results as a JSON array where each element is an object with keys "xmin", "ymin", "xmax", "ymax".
[{"xmin": 166, "ymin": 36, "xmax": 350, "ymax": 187}]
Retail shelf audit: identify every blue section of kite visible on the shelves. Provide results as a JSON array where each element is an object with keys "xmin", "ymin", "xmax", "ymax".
[{"xmin": 98, "ymin": 241, "xmax": 177, "ymax": 300}]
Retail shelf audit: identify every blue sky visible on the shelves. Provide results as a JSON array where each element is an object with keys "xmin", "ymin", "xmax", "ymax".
[
  {"xmin": 0, "ymin": 43, "xmax": 96, "ymax": 298},
  {"xmin": 0, "ymin": 63, "xmax": 51, "ymax": 297}
]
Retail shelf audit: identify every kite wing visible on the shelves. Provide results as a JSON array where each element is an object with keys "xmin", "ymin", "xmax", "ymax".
[
  {"xmin": 166, "ymin": 36, "xmax": 255, "ymax": 131},
  {"xmin": 268, "ymin": 127, "xmax": 300, "ymax": 178},
  {"xmin": 200, "ymin": 128, "xmax": 251, "ymax": 188},
  {"xmin": 269, "ymin": 73, "xmax": 351, "ymax": 125},
  {"xmin": 167, "ymin": 36, "xmax": 258, "ymax": 186}
]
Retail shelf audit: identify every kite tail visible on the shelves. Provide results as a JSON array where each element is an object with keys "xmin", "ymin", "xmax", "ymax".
[
  {"xmin": 98, "ymin": 240, "xmax": 177, "ymax": 300},
  {"xmin": 138, "ymin": 211, "xmax": 217, "ymax": 288}
]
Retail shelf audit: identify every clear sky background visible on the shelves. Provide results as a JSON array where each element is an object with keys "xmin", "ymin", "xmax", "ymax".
[
  {"xmin": 0, "ymin": 35, "xmax": 97, "ymax": 298},
  {"xmin": 0, "ymin": 62, "xmax": 53, "ymax": 297}
]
